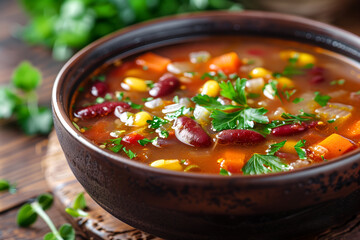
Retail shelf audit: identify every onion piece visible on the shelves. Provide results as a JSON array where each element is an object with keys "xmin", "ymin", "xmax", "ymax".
[
  {"xmin": 145, "ymin": 98, "xmax": 164, "ymax": 109},
  {"xmin": 189, "ymin": 51, "xmax": 210, "ymax": 63},
  {"xmin": 315, "ymin": 102, "xmax": 353, "ymax": 122},
  {"xmin": 194, "ymin": 105, "xmax": 211, "ymax": 125},
  {"xmin": 162, "ymin": 98, "xmax": 191, "ymax": 114},
  {"xmin": 167, "ymin": 62, "xmax": 194, "ymax": 74},
  {"xmin": 246, "ymin": 77, "xmax": 265, "ymax": 94}
]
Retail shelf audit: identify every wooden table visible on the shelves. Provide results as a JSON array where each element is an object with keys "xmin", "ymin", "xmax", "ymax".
[{"xmin": 0, "ymin": 0, "xmax": 360, "ymax": 239}]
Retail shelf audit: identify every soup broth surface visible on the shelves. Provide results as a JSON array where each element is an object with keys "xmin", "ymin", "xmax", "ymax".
[{"xmin": 70, "ymin": 36, "xmax": 360, "ymax": 175}]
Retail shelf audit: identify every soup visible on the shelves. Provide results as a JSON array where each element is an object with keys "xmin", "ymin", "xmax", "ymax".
[{"xmin": 70, "ymin": 36, "xmax": 360, "ymax": 175}]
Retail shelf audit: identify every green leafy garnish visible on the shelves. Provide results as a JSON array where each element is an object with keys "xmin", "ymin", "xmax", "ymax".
[
  {"xmin": 327, "ymin": 119, "xmax": 336, "ymax": 123},
  {"xmin": 95, "ymin": 97, "xmax": 105, "ymax": 104},
  {"xmin": 292, "ymin": 97, "xmax": 304, "ymax": 104},
  {"xmin": 219, "ymin": 78, "xmax": 247, "ymax": 105},
  {"xmin": 138, "ymin": 137, "xmax": 158, "ymax": 146},
  {"xmin": 192, "ymin": 94, "xmax": 242, "ymax": 111},
  {"xmin": 242, "ymin": 154, "xmax": 290, "ymax": 175},
  {"xmin": 314, "ymin": 91, "xmax": 331, "ymax": 107},
  {"xmin": 165, "ymin": 106, "xmax": 192, "ymax": 120},
  {"xmin": 268, "ymin": 111, "xmax": 317, "ymax": 128},
  {"xmin": 330, "ymin": 79, "xmax": 345, "ymax": 86},
  {"xmin": 267, "ymin": 141, "xmax": 286, "ymax": 155},
  {"xmin": 219, "ymin": 168, "xmax": 231, "ymax": 176},
  {"xmin": 211, "ymin": 108, "xmax": 269, "ymax": 131},
  {"xmin": 0, "ymin": 179, "xmax": 16, "ymax": 194},
  {"xmin": 0, "ymin": 62, "xmax": 53, "ymax": 135},
  {"xmin": 282, "ymin": 56, "xmax": 304, "ymax": 76},
  {"xmin": 294, "ymin": 140, "xmax": 307, "ymax": 160},
  {"xmin": 147, "ymin": 116, "xmax": 169, "ymax": 129},
  {"xmin": 173, "ymin": 95, "xmax": 179, "ymax": 103},
  {"xmin": 142, "ymin": 97, "xmax": 154, "ymax": 102},
  {"xmin": 122, "ymin": 147, "xmax": 137, "ymax": 159},
  {"xmin": 65, "ymin": 192, "xmax": 88, "ymax": 218}
]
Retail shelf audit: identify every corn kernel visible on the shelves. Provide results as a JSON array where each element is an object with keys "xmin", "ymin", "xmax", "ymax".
[
  {"xmin": 124, "ymin": 69, "xmax": 146, "ymax": 78},
  {"xmin": 133, "ymin": 111, "xmax": 152, "ymax": 127},
  {"xmin": 281, "ymin": 140, "xmax": 298, "ymax": 154},
  {"xmin": 201, "ymin": 80, "xmax": 220, "ymax": 97},
  {"xmin": 277, "ymin": 76, "xmax": 295, "ymax": 89},
  {"xmin": 250, "ymin": 67, "xmax": 272, "ymax": 78},
  {"xmin": 298, "ymin": 53, "xmax": 316, "ymax": 66},
  {"xmin": 123, "ymin": 77, "xmax": 148, "ymax": 92},
  {"xmin": 150, "ymin": 159, "xmax": 183, "ymax": 171}
]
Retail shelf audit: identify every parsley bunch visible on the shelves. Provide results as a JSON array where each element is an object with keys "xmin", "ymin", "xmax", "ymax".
[
  {"xmin": 0, "ymin": 61, "xmax": 53, "ymax": 135},
  {"xmin": 193, "ymin": 78, "xmax": 269, "ymax": 134}
]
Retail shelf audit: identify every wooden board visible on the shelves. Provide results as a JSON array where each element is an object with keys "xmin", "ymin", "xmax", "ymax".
[
  {"xmin": 43, "ymin": 131, "xmax": 360, "ymax": 240},
  {"xmin": 43, "ymin": 131, "xmax": 161, "ymax": 240}
]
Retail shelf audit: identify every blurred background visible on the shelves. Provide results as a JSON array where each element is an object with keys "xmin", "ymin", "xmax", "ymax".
[{"xmin": 0, "ymin": 0, "xmax": 359, "ymax": 239}]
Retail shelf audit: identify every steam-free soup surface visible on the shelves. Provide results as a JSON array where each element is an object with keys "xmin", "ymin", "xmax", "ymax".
[{"xmin": 70, "ymin": 37, "xmax": 360, "ymax": 175}]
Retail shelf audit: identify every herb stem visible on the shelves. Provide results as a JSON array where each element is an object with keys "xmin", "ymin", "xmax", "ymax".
[{"xmin": 31, "ymin": 201, "xmax": 64, "ymax": 240}]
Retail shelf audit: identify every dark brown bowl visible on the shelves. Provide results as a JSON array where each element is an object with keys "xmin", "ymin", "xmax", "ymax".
[{"xmin": 52, "ymin": 11, "xmax": 360, "ymax": 240}]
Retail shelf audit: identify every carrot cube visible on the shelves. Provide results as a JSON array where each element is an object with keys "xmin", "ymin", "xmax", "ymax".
[
  {"xmin": 312, "ymin": 133, "xmax": 354, "ymax": 159},
  {"xmin": 209, "ymin": 52, "xmax": 241, "ymax": 74},
  {"xmin": 219, "ymin": 150, "xmax": 246, "ymax": 174},
  {"xmin": 135, "ymin": 52, "xmax": 171, "ymax": 73},
  {"xmin": 346, "ymin": 120, "xmax": 360, "ymax": 137}
]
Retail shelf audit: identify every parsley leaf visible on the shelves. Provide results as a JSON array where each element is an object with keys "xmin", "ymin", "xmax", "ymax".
[
  {"xmin": 314, "ymin": 91, "xmax": 331, "ymax": 107},
  {"xmin": 219, "ymin": 168, "xmax": 231, "ymax": 176},
  {"xmin": 219, "ymin": 78, "xmax": 247, "ymax": 105},
  {"xmin": 12, "ymin": 61, "xmax": 42, "ymax": 91},
  {"xmin": 211, "ymin": 107, "xmax": 268, "ymax": 131},
  {"xmin": 267, "ymin": 141, "xmax": 286, "ymax": 155},
  {"xmin": 294, "ymin": 140, "xmax": 307, "ymax": 160},
  {"xmin": 147, "ymin": 116, "xmax": 169, "ymax": 129},
  {"xmin": 192, "ymin": 94, "xmax": 242, "ymax": 111},
  {"xmin": 242, "ymin": 153, "xmax": 290, "ymax": 175},
  {"xmin": 122, "ymin": 147, "xmax": 137, "ymax": 159},
  {"xmin": 165, "ymin": 106, "xmax": 192, "ymax": 120},
  {"xmin": 268, "ymin": 111, "xmax": 317, "ymax": 128},
  {"xmin": 292, "ymin": 97, "xmax": 304, "ymax": 104},
  {"xmin": 138, "ymin": 137, "xmax": 158, "ymax": 146}
]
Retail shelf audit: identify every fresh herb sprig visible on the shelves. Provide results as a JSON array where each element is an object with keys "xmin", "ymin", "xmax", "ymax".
[
  {"xmin": 268, "ymin": 111, "xmax": 317, "ymax": 129},
  {"xmin": 17, "ymin": 193, "xmax": 75, "ymax": 240},
  {"xmin": 104, "ymin": 137, "xmax": 137, "ymax": 159},
  {"xmin": 0, "ymin": 61, "xmax": 53, "ymax": 135},
  {"xmin": 65, "ymin": 192, "xmax": 88, "ymax": 218},
  {"xmin": 0, "ymin": 179, "xmax": 17, "ymax": 194},
  {"xmin": 242, "ymin": 153, "xmax": 290, "ymax": 175}
]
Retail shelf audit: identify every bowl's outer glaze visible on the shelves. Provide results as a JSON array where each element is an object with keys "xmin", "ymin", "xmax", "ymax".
[{"xmin": 53, "ymin": 11, "xmax": 360, "ymax": 239}]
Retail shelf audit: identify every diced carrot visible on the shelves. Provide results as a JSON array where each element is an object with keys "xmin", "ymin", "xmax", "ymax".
[
  {"xmin": 311, "ymin": 133, "xmax": 355, "ymax": 159},
  {"xmin": 346, "ymin": 120, "xmax": 360, "ymax": 137},
  {"xmin": 209, "ymin": 52, "xmax": 241, "ymax": 74},
  {"xmin": 219, "ymin": 150, "xmax": 246, "ymax": 174},
  {"xmin": 135, "ymin": 52, "xmax": 171, "ymax": 73},
  {"xmin": 281, "ymin": 140, "xmax": 298, "ymax": 154}
]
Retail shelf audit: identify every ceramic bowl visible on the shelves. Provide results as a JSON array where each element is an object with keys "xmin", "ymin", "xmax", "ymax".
[{"xmin": 52, "ymin": 11, "xmax": 360, "ymax": 240}]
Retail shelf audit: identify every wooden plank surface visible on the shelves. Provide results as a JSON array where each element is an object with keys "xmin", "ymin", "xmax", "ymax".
[{"xmin": 0, "ymin": 0, "xmax": 360, "ymax": 239}]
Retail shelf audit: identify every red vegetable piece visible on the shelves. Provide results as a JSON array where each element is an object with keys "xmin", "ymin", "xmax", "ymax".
[
  {"xmin": 216, "ymin": 129, "xmax": 265, "ymax": 145},
  {"xmin": 173, "ymin": 116, "xmax": 212, "ymax": 147},
  {"xmin": 308, "ymin": 67, "xmax": 326, "ymax": 84},
  {"xmin": 149, "ymin": 73, "xmax": 180, "ymax": 97},
  {"xmin": 74, "ymin": 102, "xmax": 130, "ymax": 119},
  {"xmin": 91, "ymin": 81, "xmax": 108, "ymax": 97},
  {"xmin": 271, "ymin": 121, "xmax": 318, "ymax": 137},
  {"xmin": 122, "ymin": 132, "xmax": 145, "ymax": 145}
]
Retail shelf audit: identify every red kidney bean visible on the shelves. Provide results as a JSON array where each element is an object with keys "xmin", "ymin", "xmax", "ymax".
[
  {"xmin": 271, "ymin": 121, "xmax": 318, "ymax": 137},
  {"xmin": 308, "ymin": 67, "xmax": 325, "ymax": 84},
  {"xmin": 91, "ymin": 81, "xmax": 108, "ymax": 97},
  {"xmin": 122, "ymin": 132, "xmax": 144, "ymax": 145},
  {"xmin": 74, "ymin": 102, "xmax": 130, "ymax": 119},
  {"xmin": 216, "ymin": 129, "xmax": 265, "ymax": 144},
  {"xmin": 173, "ymin": 116, "xmax": 212, "ymax": 147},
  {"xmin": 149, "ymin": 73, "xmax": 180, "ymax": 97}
]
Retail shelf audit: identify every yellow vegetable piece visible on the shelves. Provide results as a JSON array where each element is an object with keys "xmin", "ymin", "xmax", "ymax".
[
  {"xmin": 123, "ymin": 77, "xmax": 148, "ymax": 92},
  {"xmin": 150, "ymin": 159, "xmax": 183, "ymax": 171},
  {"xmin": 250, "ymin": 67, "xmax": 272, "ymax": 78},
  {"xmin": 201, "ymin": 80, "xmax": 220, "ymax": 97},
  {"xmin": 133, "ymin": 111, "xmax": 152, "ymax": 127},
  {"xmin": 277, "ymin": 76, "xmax": 295, "ymax": 89},
  {"xmin": 281, "ymin": 140, "xmax": 298, "ymax": 154},
  {"xmin": 280, "ymin": 50, "xmax": 316, "ymax": 67}
]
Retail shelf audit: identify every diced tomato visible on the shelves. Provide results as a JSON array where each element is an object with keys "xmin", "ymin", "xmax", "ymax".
[
  {"xmin": 208, "ymin": 52, "xmax": 241, "ymax": 74},
  {"xmin": 122, "ymin": 132, "xmax": 145, "ymax": 145}
]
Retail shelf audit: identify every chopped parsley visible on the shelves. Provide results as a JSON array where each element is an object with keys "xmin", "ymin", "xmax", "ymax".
[
  {"xmin": 242, "ymin": 153, "xmax": 290, "ymax": 175},
  {"xmin": 138, "ymin": 137, "xmax": 158, "ymax": 146},
  {"xmin": 145, "ymin": 80, "xmax": 155, "ymax": 89},
  {"xmin": 292, "ymin": 97, "xmax": 304, "ymax": 104},
  {"xmin": 219, "ymin": 78, "xmax": 247, "ymax": 106},
  {"xmin": 147, "ymin": 116, "xmax": 169, "ymax": 129},
  {"xmin": 267, "ymin": 141, "xmax": 286, "ymax": 155},
  {"xmin": 327, "ymin": 119, "xmax": 336, "ymax": 123},
  {"xmin": 294, "ymin": 140, "xmax": 307, "ymax": 160},
  {"xmin": 165, "ymin": 106, "xmax": 192, "ymax": 120},
  {"xmin": 142, "ymin": 97, "xmax": 154, "ymax": 102},
  {"xmin": 173, "ymin": 95, "xmax": 179, "ymax": 103},
  {"xmin": 330, "ymin": 79, "xmax": 345, "ymax": 86},
  {"xmin": 122, "ymin": 147, "xmax": 137, "ymax": 159},
  {"xmin": 219, "ymin": 168, "xmax": 231, "ymax": 176},
  {"xmin": 314, "ymin": 91, "xmax": 331, "ymax": 107},
  {"xmin": 192, "ymin": 94, "xmax": 242, "ymax": 111},
  {"xmin": 201, "ymin": 71, "xmax": 228, "ymax": 81}
]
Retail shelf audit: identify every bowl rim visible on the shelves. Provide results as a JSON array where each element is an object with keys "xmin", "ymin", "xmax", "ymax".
[{"xmin": 52, "ymin": 10, "xmax": 360, "ymax": 182}]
